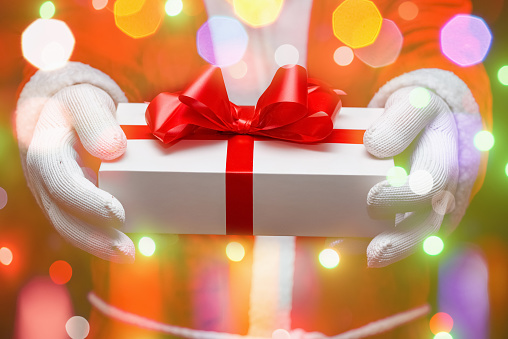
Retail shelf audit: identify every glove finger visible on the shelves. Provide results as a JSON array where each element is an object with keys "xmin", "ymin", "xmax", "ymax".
[
  {"xmin": 367, "ymin": 111, "xmax": 459, "ymax": 218},
  {"xmin": 367, "ymin": 208, "xmax": 444, "ymax": 268},
  {"xmin": 56, "ymin": 84, "xmax": 127, "ymax": 161},
  {"xmin": 364, "ymin": 86, "xmax": 445, "ymax": 158},
  {"xmin": 47, "ymin": 195, "xmax": 135, "ymax": 263},
  {"xmin": 27, "ymin": 124, "xmax": 125, "ymax": 228}
]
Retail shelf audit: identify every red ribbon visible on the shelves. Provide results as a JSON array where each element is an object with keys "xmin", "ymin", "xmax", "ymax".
[
  {"xmin": 142, "ymin": 66, "xmax": 347, "ymax": 235},
  {"xmin": 145, "ymin": 65, "xmax": 344, "ymax": 144}
]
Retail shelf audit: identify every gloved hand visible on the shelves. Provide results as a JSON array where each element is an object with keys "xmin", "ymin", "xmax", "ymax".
[
  {"xmin": 363, "ymin": 86, "xmax": 459, "ymax": 268},
  {"xmin": 16, "ymin": 62, "xmax": 135, "ymax": 263},
  {"xmin": 328, "ymin": 69, "xmax": 483, "ymax": 268}
]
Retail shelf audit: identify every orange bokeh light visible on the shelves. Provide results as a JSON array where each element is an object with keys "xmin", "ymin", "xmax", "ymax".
[
  {"xmin": 398, "ymin": 1, "xmax": 418, "ymax": 21},
  {"xmin": 49, "ymin": 260, "xmax": 72, "ymax": 285},
  {"xmin": 430, "ymin": 312, "xmax": 454, "ymax": 335},
  {"xmin": 114, "ymin": 0, "xmax": 164, "ymax": 39}
]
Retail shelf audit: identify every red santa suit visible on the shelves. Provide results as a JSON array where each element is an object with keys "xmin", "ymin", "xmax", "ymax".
[{"xmin": 15, "ymin": 0, "xmax": 492, "ymax": 338}]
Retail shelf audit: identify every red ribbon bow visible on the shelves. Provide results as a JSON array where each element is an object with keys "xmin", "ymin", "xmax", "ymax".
[{"xmin": 146, "ymin": 65, "xmax": 344, "ymax": 143}]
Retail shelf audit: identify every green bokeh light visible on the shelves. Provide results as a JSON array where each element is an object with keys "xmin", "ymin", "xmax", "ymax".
[
  {"xmin": 423, "ymin": 236, "xmax": 444, "ymax": 256},
  {"xmin": 138, "ymin": 236, "xmax": 156, "ymax": 256},
  {"xmin": 473, "ymin": 130, "xmax": 494, "ymax": 151},
  {"xmin": 319, "ymin": 249, "xmax": 340, "ymax": 269},
  {"xmin": 40, "ymin": 1, "xmax": 56, "ymax": 19},
  {"xmin": 409, "ymin": 87, "xmax": 431, "ymax": 109},
  {"xmin": 498, "ymin": 65, "xmax": 508, "ymax": 86},
  {"xmin": 434, "ymin": 332, "xmax": 453, "ymax": 339},
  {"xmin": 386, "ymin": 166, "xmax": 408, "ymax": 187}
]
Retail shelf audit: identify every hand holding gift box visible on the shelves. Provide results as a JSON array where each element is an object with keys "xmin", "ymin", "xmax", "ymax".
[{"xmin": 99, "ymin": 65, "xmax": 395, "ymax": 237}]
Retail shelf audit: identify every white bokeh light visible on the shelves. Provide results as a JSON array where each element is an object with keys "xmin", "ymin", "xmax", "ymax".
[
  {"xmin": 333, "ymin": 46, "xmax": 354, "ymax": 66},
  {"xmin": 22, "ymin": 19, "xmax": 75, "ymax": 71},
  {"xmin": 409, "ymin": 170, "xmax": 434, "ymax": 195},
  {"xmin": 272, "ymin": 328, "xmax": 291, "ymax": 339},
  {"xmin": 65, "ymin": 316, "xmax": 90, "ymax": 339},
  {"xmin": 274, "ymin": 44, "xmax": 299, "ymax": 67}
]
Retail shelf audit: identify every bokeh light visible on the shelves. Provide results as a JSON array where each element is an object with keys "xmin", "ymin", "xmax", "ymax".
[
  {"xmin": 409, "ymin": 170, "xmax": 433, "ymax": 195},
  {"xmin": 114, "ymin": 0, "xmax": 165, "ymax": 39},
  {"xmin": 319, "ymin": 248, "xmax": 340, "ymax": 269},
  {"xmin": 226, "ymin": 242, "xmax": 245, "ymax": 262},
  {"xmin": 15, "ymin": 277, "xmax": 73, "ymax": 338},
  {"xmin": 66, "ymin": 316, "xmax": 90, "ymax": 339},
  {"xmin": 332, "ymin": 0, "xmax": 382, "ymax": 49},
  {"xmin": 0, "ymin": 187, "xmax": 7, "ymax": 209},
  {"xmin": 228, "ymin": 60, "xmax": 248, "ymax": 79},
  {"xmin": 39, "ymin": 1, "xmax": 56, "ymax": 19},
  {"xmin": 497, "ymin": 65, "xmax": 508, "ymax": 86},
  {"xmin": 197, "ymin": 16, "xmax": 249, "ymax": 67},
  {"xmin": 354, "ymin": 19, "xmax": 403, "ymax": 68},
  {"xmin": 233, "ymin": 0, "xmax": 284, "ymax": 27},
  {"xmin": 434, "ymin": 332, "xmax": 453, "ymax": 339},
  {"xmin": 505, "ymin": 162, "xmax": 508, "ymax": 177},
  {"xmin": 139, "ymin": 236, "xmax": 156, "ymax": 256},
  {"xmin": 333, "ymin": 46, "xmax": 354, "ymax": 66},
  {"xmin": 22, "ymin": 19, "xmax": 75, "ymax": 71},
  {"xmin": 274, "ymin": 44, "xmax": 300, "ymax": 67},
  {"xmin": 473, "ymin": 130, "xmax": 494, "ymax": 151},
  {"xmin": 49, "ymin": 260, "xmax": 72, "ymax": 284},
  {"xmin": 424, "ymin": 236, "xmax": 444, "ymax": 256},
  {"xmin": 432, "ymin": 190, "xmax": 456, "ymax": 216},
  {"xmin": 409, "ymin": 87, "xmax": 431, "ymax": 108},
  {"xmin": 0, "ymin": 247, "xmax": 13, "ymax": 266},
  {"xmin": 386, "ymin": 166, "xmax": 408, "ymax": 187},
  {"xmin": 398, "ymin": 1, "xmax": 418, "ymax": 21},
  {"xmin": 430, "ymin": 312, "xmax": 454, "ymax": 335},
  {"xmin": 165, "ymin": 0, "xmax": 183, "ymax": 16},
  {"xmin": 92, "ymin": 0, "xmax": 108, "ymax": 10},
  {"xmin": 440, "ymin": 15, "xmax": 492, "ymax": 67},
  {"xmin": 272, "ymin": 328, "xmax": 291, "ymax": 339}
]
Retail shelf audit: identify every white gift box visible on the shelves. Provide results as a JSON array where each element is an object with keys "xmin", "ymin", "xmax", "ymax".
[{"xmin": 98, "ymin": 103, "xmax": 394, "ymax": 237}]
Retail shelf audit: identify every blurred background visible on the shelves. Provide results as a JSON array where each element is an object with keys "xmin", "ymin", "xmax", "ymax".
[{"xmin": 1, "ymin": 0, "xmax": 507, "ymax": 338}]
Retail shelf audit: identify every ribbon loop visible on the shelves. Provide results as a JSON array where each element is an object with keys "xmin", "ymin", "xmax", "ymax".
[{"xmin": 146, "ymin": 65, "xmax": 343, "ymax": 143}]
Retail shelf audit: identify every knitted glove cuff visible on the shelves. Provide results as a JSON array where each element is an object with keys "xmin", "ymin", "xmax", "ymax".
[
  {"xmin": 15, "ymin": 62, "xmax": 128, "ymax": 156},
  {"xmin": 368, "ymin": 68, "xmax": 482, "ymax": 229}
]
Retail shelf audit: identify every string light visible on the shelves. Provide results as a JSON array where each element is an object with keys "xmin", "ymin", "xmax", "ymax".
[
  {"xmin": 423, "ymin": 236, "xmax": 444, "ymax": 256},
  {"xmin": 430, "ymin": 312, "xmax": 454, "ymax": 335},
  {"xmin": 226, "ymin": 242, "xmax": 245, "ymax": 262},
  {"xmin": 440, "ymin": 15, "xmax": 492, "ymax": 66},
  {"xmin": 473, "ymin": 131, "xmax": 494, "ymax": 151},
  {"xmin": 0, "ymin": 247, "xmax": 13, "ymax": 266},
  {"xmin": 197, "ymin": 16, "xmax": 248, "ymax": 67},
  {"xmin": 332, "ymin": 0, "xmax": 382, "ymax": 49},
  {"xmin": 39, "ymin": 1, "xmax": 56, "ymax": 19},
  {"xmin": 498, "ymin": 65, "xmax": 508, "ymax": 85},
  {"xmin": 49, "ymin": 260, "xmax": 72, "ymax": 284},
  {"xmin": 22, "ymin": 19, "xmax": 75, "ymax": 71},
  {"xmin": 138, "ymin": 236, "xmax": 156, "ymax": 256},
  {"xmin": 165, "ymin": 0, "xmax": 183, "ymax": 16},
  {"xmin": 233, "ymin": 0, "xmax": 284, "ymax": 27},
  {"xmin": 319, "ymin": 248, "xmax": 340, "ymax": 269},
  {"xmin": 0, "ymin": 187, "xmax": 7, "ymax": 210},
  {"xmin": 66, "ymin": 316, "xmax": 90, "ymax": 339}
]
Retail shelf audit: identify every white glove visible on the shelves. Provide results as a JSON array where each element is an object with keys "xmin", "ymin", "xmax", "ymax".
[
  {"xmin": 362, "ymin": 69, "xmax": 483, "ymax": 268},
  {"xmin": 328, "ymin": 69, "xmax": 483, "ymax": 268},
  {"xmin": 16, "ymin": 62, "xmax": 135, "ymax": 263}
]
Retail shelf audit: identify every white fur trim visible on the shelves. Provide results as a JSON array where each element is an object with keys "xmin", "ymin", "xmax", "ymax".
[
  {"xmin": 15, "ymin": 62, "xmax": 127, "ymax": 155},
  {"xmin": 368, "ymin": 68, "xmax": 482, "ymax": 228}
]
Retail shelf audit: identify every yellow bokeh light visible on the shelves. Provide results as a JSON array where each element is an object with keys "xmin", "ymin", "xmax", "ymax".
[
  {"xmin": 22, "ymin": 19, "xmax": 75, "ymax": 71},
  {"xmin": 233, "ymin": 0, "xmax": 284, "ymax": 27},
  {"xmin": 226, "ymin": 242, "xmax": 245, "ymax": 262},
  {"xmin": 332, "ymin": 0, "xmax": 382, "ymax": 49},
  {"xmin": 114, "ymin": 0, "xmax": 164, "ymax": 39}
]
